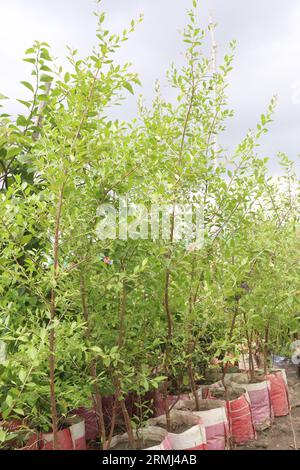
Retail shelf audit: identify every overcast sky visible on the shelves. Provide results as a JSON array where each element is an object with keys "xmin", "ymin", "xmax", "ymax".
[{"xmin": 1, "ymin": 0, "xmax": 299, "ymax": 175}]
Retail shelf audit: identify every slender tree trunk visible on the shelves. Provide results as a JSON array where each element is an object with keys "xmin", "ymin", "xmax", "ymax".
[
  {"xmin": 164, "ymin": 269, "xmax": 173, "ymax": 341},
  {"xmin": 49, "ymin": 295, "xmax": 58, "ymax": 449},
  {"xmin": 91, "ymin": 361, "xmax": 107, "ymax": 448},
  {"xmin": 221, "ymin": 303, "xmax": 239, "ymax": 399},
  {"xmin": 162, "ymin": 208, "xmax": 176, "ymax": 431},
  {"xmin": 116, "ymin": 274, "xmax": 136, "ymax": 448},
  {"xmin": 114, "ymin": 376, "xmax": 136, "ymax": 449},
  {"xmin": 264, "ymin": 324, "xmax": 270, "ymax": 375},
  {"xmin": 79, "ymin": 272, "xmax": 107, "ymax": 448},
  {"xmin": 120, "ymin": 399, "xmax": 135, "ymax": 448},
  {"xmin": 243, "ymin": 316, "xmax": 255, "ymax": 382},
  {"xmin": 162, "ymin": 70, "xmax": 196, "ymax": 430},
  {"xmin": 106, "ymin": 393, "xmax": 118, "ymax": 449},
  {"xmin": 163, "ymin": 270, "xmax": 172, "ymax": 430},
  {"xmin": 188, "ymin": 359, "xmax": 200, "ymax": 410},
  {"xmin": 186, "ymin": 256, "xmax": 201, "ymax": 410},
  {"xmin": 49, "ymin": 184, "xmax": 65, "ymax": 449},
  {"xmin": 118, "ymin": 280, "xmax": 127, "ymax": 348}
]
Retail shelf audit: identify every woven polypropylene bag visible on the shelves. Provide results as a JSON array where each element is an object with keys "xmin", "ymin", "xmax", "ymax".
[
  {"xmin": 110, "ymin": 426, "xmax": 171, "ymax": 450},
  {"xmin": 149, "ymin": 409, "xmax": 206, "ymax": 450},
  {"xmin": 267, "ymin": 371, "xmax": 289, "ymax": 417},
  {"xmin": 226, "ymin": 392, "xmax": 256, "ymax": 445},
  {"xmin": 174, "ymin": 399, "xmax": 229, "ymax": 450}
]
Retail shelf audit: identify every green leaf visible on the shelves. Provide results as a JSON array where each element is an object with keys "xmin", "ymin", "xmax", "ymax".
[
  {"xmin": 20, "ymin": 81, "xmax": 34, "ymax": 93},
  {"xmin": 6, "ymin": 395, "xmax": 13, "ymax": 408},
  {"xmin": 143, "ymin": 378, "xmax": 149, "ymax": 392},
  {"xmin": 103, "ymin": 357, "xmax": 110, "ymax": 367},
  {"xmin": 123, "ymin": 82, "xmax": 134, "ymax": 95},
  {"xmin": 18, "ymin": 369, "xmax": 27, "ymax": 383},
  {"xmin": 2, "ymin": 408, "xmax": 10, "ymax": 420},
  {"xmin": 41, "ymin": 49, "xmax": 52, "ymax": 61},
  {"xmin": 37, "ymin": 94, "xmax": 49, "ymax": 101},
  {"xmin": 0, "ymin": 148, "xmax": 7, "ymax": 160},
  {"xmin": 21, "ymin": 234, "xmax": 32, "ymax": 245},
  {"xmin": 40, "ymin": 65, "xmax": 52, "ymax": 72},
  {"xmin": 40, "ymin": 74, "xmax": 53, "ymax": 83},
  {"xmin": 64, "ymin": 72, "xmax": 70, "ymax": 83},
  {"xmin": 16, "ymin": 115, "xmax": 28, "ymax": 127},
  {"xmin": 90, "ymin": 346, "xmax": 103, "ymax": 354},
  {"xmin": 0, "ymin": 429, "xmax": 7, "ymax": 443},
  {"xmin": 23, "ymin": 58, "xmax": 36, "ymax": 65},
  {"xmin": 17, "ymin": 99, "xmax": 32, "ymax": 109},
  {"xmin": 7, "ymin": 147, "xmax": 21, "ymax": 159}
]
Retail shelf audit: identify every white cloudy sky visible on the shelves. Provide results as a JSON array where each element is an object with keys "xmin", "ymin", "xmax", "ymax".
[{"xmin": 1, "ymin": 0, "xmax": 300, "ymax": 175}]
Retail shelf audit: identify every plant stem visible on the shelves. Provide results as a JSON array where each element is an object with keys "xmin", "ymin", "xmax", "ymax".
[
  {"xmin": 91, "ymin": 360, "xmax": 107, "ymax": 449},
  {"xmin": 118, "ymin": 279, "xmax": 127, "ymax": 349},
  {"xmin": 49, "ymin": 182, "xmax": 65, "ymax": 449},
  {"xmin": 116, "ymin": 268, "xmax": 136, "ymax": 448},
  {"xmin": 79, "ymin": 271, "xmax": 107, "ymax": 448},
  {"xmin": 186, "ymin": 256, "xmax": 201, "ymax": 410},
  {"xmin": 106, "ymin": 393, "xmax": 118, "ymax": 449},
  {"xmin": 264, "ymin": 324, "xmax": 270, "ymax": 375},
  {"xmin": 221, "ymin": 303, "xmax": 239, "ymax": 399},
  {"xmin": 114, "ymin": 376, "xmax": 136, "ymax": 449}
]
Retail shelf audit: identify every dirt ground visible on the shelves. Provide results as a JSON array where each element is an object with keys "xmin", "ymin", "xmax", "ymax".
[{"xmin": 238, "ymin": 363, "xmax": 300, "ymax": 450}]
